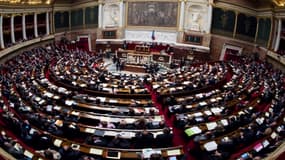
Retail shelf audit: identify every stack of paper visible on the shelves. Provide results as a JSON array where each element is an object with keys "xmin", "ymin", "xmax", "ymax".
[
  {"xmin": 206, "ymin": 122, "xmax": 217, "ymax": 130},
  {"xmin": 204, "ymin": 141, "xmax": 217, "ymax": 151},
  {"xmin": 185, "ymin": 126, "xmax": 202, "ymax": 137}
]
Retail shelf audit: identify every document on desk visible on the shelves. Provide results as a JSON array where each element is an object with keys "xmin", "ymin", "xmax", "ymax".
[
  {"xmin": 193, "ymin": 112, "xmax": 203, "ymax": 117},
  {"xmin": 153, "ymin": 84, "xmax": 160, "ymax": 89},
  {"xmin": 199, "ymin": 101, "xmax": 207, "ymax": 106},
  {"xmin": 124, "ymin": 118, "xmax": 135, "ymax": 123},
  {"xmin": 166, "ymin": 149, "xmax": 181, "ymax": 156},
  {"xmin": 97, "ymin": 97, "xmax": 106, "ymax": 102},
  {"xmin": 253, "ymin": 143, "xmax": 263, "ymax": 152},
  {"xmin": 100, "ymin": 116, "xmax": 110, "ymax": 122},
  {"xmin": 53, "ymin": 139, "xmax": 63, "ymax": 147},
  {"xmin": 204, "ymin": 110, "xmax": 212, "ymax": 116},
  {"xmin": 46, "ymin": 92, "xmax": 54, "ymax": 98},
  {"xmin": 211, "ymin": 107, "xmax": 222, "ymax": 114},
  {"xmin": 196, "ymin": 93, "xmax": 203, "ymax": 98},
  {"xmin": 71, "ymin": 111, "xmax": 80, "ymax": 116},
  {"xmin": 206, "ymin": 122, "xmax": 217, "ymax": 130},
  {"xmin": 169, "ymin": 88, "xmax": 176, "ymax": 92},
  {"xmin": 46, "ymin": 105, "xmax": 53, "ymax": 112},
  {"xmin": 104, "ymin": 131, "xmax": 118, "ymax": 137},
  {"xmin": 262, "ymin": 140, "xmax": 270, "ymax": 147},
  {"xmin": 142, "ymin": 148, "xmax": 161, "ymax": 159},
  {"xmin": 53, "ymin": 106, "xmax": 61, "ymax": 111},
  {"xmin": 153, "ymin": 131, "xmax": 163, "ymax": 138},
  {"xmin": 94, "ymin": 130, "xmax": 105, "ymax": 136},
  {"xmin": 220, "ymin": 119, "xmax": 229, "ymax": 126},
  {"xmin": 177, "ymin": 86, "xmax": 183, "ymax": 90},
  {"xmin": 185, "ymin": 126, "xmax": 202, "ymax": 137},
  {"xmin": 111, "ymin": 118, "xmax": 120, "ymax": 123},
  {"xmin": 54, "ymin": 119, "xmax": 63, "ymax": 127},
  {"xmin": 186, "ymin": 105, "xmax": 193, "ymax": 109},
  {"xmin": 109, "ymin": 99, "xmax": 118, "ymax": 103},
  {"xmin": 271, "ymin": 132, "xmax": 278, "ymax": 139},
  {"xmin": 103, "ymin": 87, "xmax": 111, "ymax": 92},
  {"xmin": 182, "ymin": 81, "xmax": 190, "ymax": 85},
  {"xmin": 89, "ymin": 148, "xmax": 103, "ymax": 155},
  {"xmin": 204, "ymin": 141, "xmax": 218, "ymax": 151},
  {"xmin": 119, "ymin": 132, "xmax": 135, "ymax": 139},
  {"xmin": 216, "ymin": 97, "xmax": 222, "ymax": 101},
  {"xmin": 35, "ymin": 97, "xmax": 41, "ymax": 102},
  {"xmin": 154, "ymin": 116, "xmax": 162, "ymax": 121},
  {"xmin": 29, "ymin": 128, "xmax": 37, "ymax": 135},
  {"xmin": 238, "ymin": 111, "xmax": 245, "ymax": 115},
  {"xmin": 23, "ymin": 150, "xmax": 34, "ymax": 158},
  {"xmin": 71, "ymin": 144, "xmax": 80, "ymax": 150},
  {"xmin": 39, "ymin": 100, "xmax": 46, "ymax": 105},
  {"xmin": 53, "ymin": 95, "xmax": 60, "ymax": 99},
  {"xmin": 65, "ymin": 100, "xmax": 74, "ymax": 106},
  {"xmin": 85, "ymin": 128, "xmax": 95, "ymax": 134}
]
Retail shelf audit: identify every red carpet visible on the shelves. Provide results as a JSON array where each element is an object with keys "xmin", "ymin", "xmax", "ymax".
[{"xmin": 145, "ymin": 84, "xmax": 197, "ymax": 160}]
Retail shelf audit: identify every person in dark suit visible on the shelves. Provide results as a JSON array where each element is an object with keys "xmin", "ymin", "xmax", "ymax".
[
  {"xmin": 134, "ymin": 130, "xmax": 154, "ymax": 148},
  {"xmin": 156, "ymin": 127, "xmax": 173, "ymax": 148},
  {"xmin": 58, "ymin": 144, "xmax": 81, "ymax": 160},
  {"xmin": 108, "ymin": 134, "xmax": 130, "ymax": 149}
]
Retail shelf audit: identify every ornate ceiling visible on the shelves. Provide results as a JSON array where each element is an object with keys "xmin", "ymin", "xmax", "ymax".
[
  {"xmin": 0, "ymin": 0, "xmax": 284, "ymax": 8},
  {"xmin": 0, "ymin": 0, "xmax": 54, "ymax": 5}
]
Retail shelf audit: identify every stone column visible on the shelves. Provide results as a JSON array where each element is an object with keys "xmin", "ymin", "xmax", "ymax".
[
  {"xmin": 22, "ymin": 14, "xmax": 27, "ymax": 40},
  {"xmin": 98, "ymin": 2, "xmax": 103, "ymax": 28},
  {"xmin": 0, "ymin": 15, "xmax": 4, "ymax": 49},
  {"xmin": 207, "ymin": 3, "xmax": 213, "ymax": 33},
  {"xmin": 119, "ymin": 0, "xmax": 124, "ymax": 27},
  {"xmin": 34, "ymin": 13, "xmax": 38, "ymax": 37},
  {"xmin": 68, "ymin": 10, "xmax": 71, "ymax": 31},
  {"xmin": 51, "ymin": 12, "xmax": 55, "ymax": 34},
  {"xmin": 46, "ymin": 12, "xmax": 50, "ymax": 35},
  {"xmin": 274, "ymin": 19, "xmax": 282, "ymax": 52},
  {"xmin": 83, "ymin": 8, "xmax": 86, "ymax": 29},
  {"xmin": 233, "ymin": 11, "xmax": 238, "ymax": 38},
  {"xmin": 179, "ymin": 0, "xmax": 185, "ymax": 30},
  {"xmin": 254, "ymin": 18, "xmax": 259, "ymax": 43},
  {"xmin": 11, "ymin": 14, "xmax": 15, "ymax": 43}
]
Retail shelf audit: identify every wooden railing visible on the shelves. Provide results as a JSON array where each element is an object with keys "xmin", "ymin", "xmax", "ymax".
[{"xmin": 267, "ymin": 50, "xmax": 285, "ymax": 66}]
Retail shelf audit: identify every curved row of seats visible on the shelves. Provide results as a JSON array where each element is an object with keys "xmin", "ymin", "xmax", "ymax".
[
  {"xmin": 49, "ymin": 52, "xmax": 150, "ymax": 98},
  {"xmin": 0, "ymin": 44, "xmax": 185, "ymax": 159},
  {"xmin": 0, "ymin": 42, "xmax": 284, "ymax": 160},
  {"xmin": 156, "ymin": 58, "xmax": 285, "ymax": 160}
]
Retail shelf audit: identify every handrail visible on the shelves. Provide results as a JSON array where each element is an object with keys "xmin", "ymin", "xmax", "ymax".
[
  {"xmin": 264, "ymin": 141, "xmax": 285, "ymax": 160},
  {"xmin": 0, "ymin": 148, "xmax": 17, "ymax": 160},
  {"xmin": 267, "ymin": 50, "xmax": 285, "ymax": 66}
]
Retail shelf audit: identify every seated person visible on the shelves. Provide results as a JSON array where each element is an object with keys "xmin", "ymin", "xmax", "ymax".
[
  {"xmin": 97, "ymin": 121, "xmax": 115, "ymax": 129},
  {"xmin": 150, "ymin": 153, "xmax": 163, "ymax": 160},
  {"xmin": 156, "ymin": 127, "xmax": 173, "ymax": 148},
  {"xmin": 209, "ymin": 143, "xmax": 230, "ymax": 160},
  {"xmin": 59, "ymin": 144, "xmax": 81, "ymax": 160},
  {"xmin": 117, "ymin": 119, "xmax": 134, "ymax": 129},
  {"xmin": 108, "ymin": 134, "xmax": 130, "ymax": 149},
  {"xmin": 36, "ymin": 148, "xmax": 61, "ymax": 160},
  {"xmin": 3, "ymin": 141, "xmax": 25, "ymax": 159},
  {"xmin": 134, "ymin": 117, "xmax": 147, "ymax": 129},
  {"xmin": 134, "ymin": 130, "xmax": 154, "ymax": 148},
  {"xmin": 85, "ymin": 135, "xmax": 108, "ymax": 147}
]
